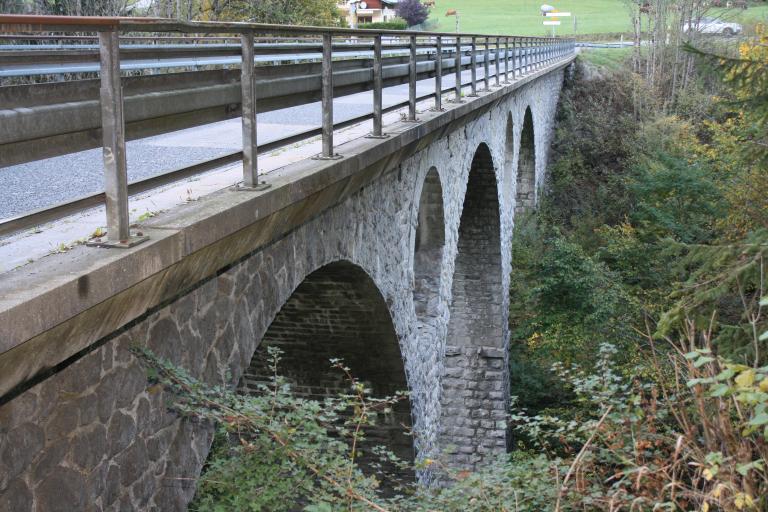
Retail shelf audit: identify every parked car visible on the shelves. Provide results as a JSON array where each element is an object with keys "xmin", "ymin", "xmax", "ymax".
[
  {"xmin": 709, "ymin": 0, "xmax": 748, "ymax": 8},
  {"xmin": 683, "ymin": 16, "xmax": 743, "ymax": 35}
]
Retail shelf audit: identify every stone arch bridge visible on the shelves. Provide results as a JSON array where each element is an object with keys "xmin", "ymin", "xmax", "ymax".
[{"xmin": 0, "ymin": 60, "xmax": 571, "ymax": 510}]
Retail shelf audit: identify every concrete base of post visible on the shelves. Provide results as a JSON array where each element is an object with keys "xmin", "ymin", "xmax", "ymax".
[
  {"xmin": 86, "ymin": 233, "xmax": 149, "ymax": 249},
  {"xmin": 233, "ymin": 182, "xmax": 271, "ymax": 192},
  {"xmin": 312, "ymin": 153, "xmax": 344, "ymax": 161}
]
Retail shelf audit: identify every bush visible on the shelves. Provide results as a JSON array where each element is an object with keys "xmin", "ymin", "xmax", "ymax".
[
  {"xmin": 395, "ymin": 0, "xmax": 428, "ymax": 27},
  {"xmin": 358, "ymin": 19, "xmax": 407, "ymax": 30}
]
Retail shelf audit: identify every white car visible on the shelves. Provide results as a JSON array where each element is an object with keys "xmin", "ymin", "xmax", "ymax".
[{"xmin": 684, "ymin": 17, "xmax": 743, "ymax": 35}]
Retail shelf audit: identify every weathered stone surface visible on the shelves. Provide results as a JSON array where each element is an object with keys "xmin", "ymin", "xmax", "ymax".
[
  {"xmin": 36, "ymin": 466, "xmax": 87, "ymax": 512},
  {"xmin": 72, "ymin": 424, "xmax": 107, "ymax": 470},
  {"xmin": 107, "ymin": 411, "xmax": 136, "ymax": 457},
  {"xmin": 0, "ymin": 479, "xmax": 32, "ymax": 511},
  {"xmin": 2, "ymin": 423, "xmax": 44, "ymax": 482},
  {"xmin": 0, "ymin": 68, "xmax": 567, "ymax": 509}
]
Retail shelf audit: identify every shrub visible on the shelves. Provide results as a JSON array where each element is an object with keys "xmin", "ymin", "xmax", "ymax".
[
  {"xmin": 395, "ymin": 0, "xmax": 428, "ymax": 27},
  {"xmin": 358, "ymin": 19, "xmax": 407, "ymax": 30}
]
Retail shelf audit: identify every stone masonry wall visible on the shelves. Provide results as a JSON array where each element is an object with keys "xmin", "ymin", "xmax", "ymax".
[
  {"xmin": 0, "ymin": 70, "xmax": 566, "ymax": 510},
  {"xmin": 439, "ymin": 144, "xmax": 506, "ymax": 468}
]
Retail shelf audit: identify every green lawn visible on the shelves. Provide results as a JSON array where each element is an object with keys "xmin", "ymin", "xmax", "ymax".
[
  {"xmin": 427, "ymin": 0, "xmax": 768, "ymax": 37},
  {"xmin": 579, "ymin": 46, "xmax": 632, "ymax": 69}
]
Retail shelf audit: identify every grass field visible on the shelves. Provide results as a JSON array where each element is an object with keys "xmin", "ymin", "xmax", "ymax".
[
  {"xmin": 427, "ymin": 0, "xmax": 768, "ymax": 36},
  {"xmin": 579, "ymin": 46, "xmax": 633, "ymax": 69}
]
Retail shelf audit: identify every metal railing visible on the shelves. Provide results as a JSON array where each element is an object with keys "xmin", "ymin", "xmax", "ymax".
[{"xmin": 0, "ymin": 15, "xmax": 575, "ymax": 246}]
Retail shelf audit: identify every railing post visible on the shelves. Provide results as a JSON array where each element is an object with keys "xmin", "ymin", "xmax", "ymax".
[
  {"xmin": 434, "ymin": 36, "xmax": 443, "ymax": 111},
  {"xmin": 237, "ymin": 31, "xmax": 269, "ymax": 190},
  {"xmin": 369, "ymin": 34, "xmax": 386, "ymax": 137},
  {"xmin": 504, "ymin": 37, "xmax": 510, "ymax": 83},
  {"xmin": 495, "ymin": 37, "xmax": 501, "ymax": 86},
  {"xmin": 91, "ymin": 28, "xmax": 147, "ymax": 248},
  {"xmin": 469, "ymin": 36, "xmax": 477, "ymax": 96},
  {"xmin": 483, "ymin": 36, "xmax": 490, "ymax": 90},
  {"xmin": 453, "ymin": 36, "xmax": 463, "ymax": 102},
  {"xmin": 408, "ymin": 34, "xmax": 418, "ymax": 121},
  {"xmin": 318, "ymin": 32, "xmax": 340, "ymax": 159}
]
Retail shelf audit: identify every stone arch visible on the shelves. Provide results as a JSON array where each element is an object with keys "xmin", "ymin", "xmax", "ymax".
[
  {"xmin": 515, "ymin": 106, "xmax": 536, "ymax": 214},
  {"xmin": 238, "ymin": 260, "xmax": 414, "ymax": 480},
  {"xmin": 412, "ymin": 167, "xmax": 446, "ymax": 320},
  {"xmin": 440, "ymin": 143, "xmax": 506, "ymax": 469}
]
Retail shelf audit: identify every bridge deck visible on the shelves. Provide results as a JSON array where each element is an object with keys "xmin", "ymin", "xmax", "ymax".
[{"xmin": 0, "ymin": 55, "xmax": 574, "ymax": 403}]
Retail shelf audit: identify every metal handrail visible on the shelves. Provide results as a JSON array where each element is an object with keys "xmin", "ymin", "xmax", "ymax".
[{"xmin": 0, "ymin": 15, "xmax": 575, "ymax": 246}]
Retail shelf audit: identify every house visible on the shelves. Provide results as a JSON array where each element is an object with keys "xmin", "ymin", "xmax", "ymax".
[{"xmin": 337, "ymin": 0, "xmax": 400, "ymax": 27}]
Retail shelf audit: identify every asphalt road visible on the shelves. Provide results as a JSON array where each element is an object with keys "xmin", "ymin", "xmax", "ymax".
[{"xmin": 0, "ymin": 64, "xmax": 498, "ymax": 220}]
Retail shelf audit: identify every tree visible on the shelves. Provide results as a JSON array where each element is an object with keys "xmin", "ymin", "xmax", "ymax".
[
  {"xmin": 395, "ymin": 0, "xmax": 428, "ymax": 27},
  {"xmin": 199, "ymin": 0, "xmax": 339, "ymax": 25}
]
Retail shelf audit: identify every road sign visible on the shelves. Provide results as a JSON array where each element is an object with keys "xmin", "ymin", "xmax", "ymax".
[
  {"xmin": 545, "ymin": 11, "xmax": 571, "ymax": 16},
  {"xmin": 543, "ymin": 20, "xmax": 561, "ymax": 25}
]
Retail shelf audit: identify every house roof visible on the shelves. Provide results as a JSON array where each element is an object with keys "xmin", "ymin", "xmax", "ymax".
[{"xmin": 346, "ymin": 0, "xmax": 398, "ymax": 8}]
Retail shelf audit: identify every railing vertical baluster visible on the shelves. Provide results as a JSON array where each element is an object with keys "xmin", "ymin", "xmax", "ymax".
[
  {"xmin": 93, "ymin": 27, "xmax": 146, "ymax": 248},
  {"xmin": 513, "ymin": 37, "xmax": 519, "ymax": 79},
  {"xmin": 371, "ymin": 34, "xmax": 385, "ymax": 137},
  {"xmin": 537, "ymin": 38, "xmax": 542, "ymax": 69},
  {"xmin": 434, "ymin": 36, "xmax": 443, "ymax": 111},
  {"xmin": 504, "ymin": 37, "xmax": 510, "ymax": 83},
  {"xmin": 523, "ymin": 37, "xmax": 528, "ymax": 74},
  {"xmin": 454, "ymin": 36, "xmax": 462, "ymax": 102},
  {"xmin": 495, "ymin": 37, "xmax": 501, "ymax": 86},
  {"xmin": 483, "ymin": 37, "xmax": 490, "ymax": 90},
  {"xmin": 238, "ymin": 31, "xmax": 267, "ymax": 190},
  {"xmin": 408, "ymin": 34, "xmax": 417, "ymax": 121},
  {"xmin": 320, "ymin": 32, "xmax": 338, "ymax": 159},
  {"xmin": 470, "ymin": 36, "xmax": 477, "ymax": 96}
]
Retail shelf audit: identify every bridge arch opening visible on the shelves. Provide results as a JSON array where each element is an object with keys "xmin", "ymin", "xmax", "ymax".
[
  {"xmin": 413, "ymin": 167, "xmax": 446, "ymax": 320},
  {"xmin": 516, "ymin": 107, "xmax": 536, "ymax": 214},
  {"xmin": 504, "ymin": 113, "xmax": 515, "ymax": 192},
  {"xmin": 440, "ymin": 143, "xmax": 506, "ymax": 467},
  {"xmin": 238, "ymin": 261, "xmax": 414, "ymax": 480}
]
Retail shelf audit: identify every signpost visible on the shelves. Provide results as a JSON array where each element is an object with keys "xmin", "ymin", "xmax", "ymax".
[{"xmin": 540, "ymin": 5, "xmax": 571, "ymax": 36}]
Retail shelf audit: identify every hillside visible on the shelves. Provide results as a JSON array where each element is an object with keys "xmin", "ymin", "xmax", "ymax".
[{"xmin": 426, "ymin": 0, "xmax": 768, "ymax": 36}]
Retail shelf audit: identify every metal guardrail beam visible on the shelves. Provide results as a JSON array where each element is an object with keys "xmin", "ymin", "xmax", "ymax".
[{"xmin": 0, "ymin": 15, "xmax": 575, "ymax": 246}]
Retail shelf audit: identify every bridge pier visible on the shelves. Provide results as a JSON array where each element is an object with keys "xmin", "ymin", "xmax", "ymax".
[{"xmin": 439, "ymin": 144, "xmax": 507, "ymax": 467}]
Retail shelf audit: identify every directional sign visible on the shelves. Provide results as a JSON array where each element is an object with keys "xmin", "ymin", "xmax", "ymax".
[
  {"xmin": 545, "ymin": 11, "xmax": 571, "ymax": 16},
  {"xmin": 543, "ymin": 20, "xmax": 561, "ymax": 25}
]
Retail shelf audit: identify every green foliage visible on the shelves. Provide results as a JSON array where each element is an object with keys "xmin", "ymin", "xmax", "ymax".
[
  {"xmin": 358, "ymin": 19, "xmax": 408, "ymax": 30},
  {"xmin": 200, "ymin": 0, "xmax": 340, "ymax": 26},
  {"xmin": 401, "ymin": 452, "xmax": 563, "ymax": 511},
  {"xmin": 657, "ymin": 230, "xmax": 768, "ymax": 365},
  {"xmin": 133, "ymin": 346, "xmax": 408, "ymax": 511},
  {"xmin": 628, "ymin": 152, "xmax": 726, "ymax": 244}
]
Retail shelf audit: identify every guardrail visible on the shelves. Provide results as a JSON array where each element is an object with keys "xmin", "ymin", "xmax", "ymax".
[{"xmin": 0, "ymin": 15, "xmax": 575, "ymax": 246}]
